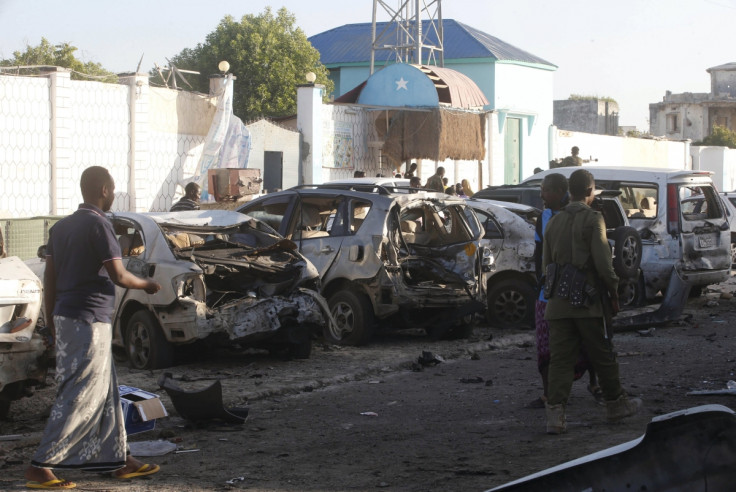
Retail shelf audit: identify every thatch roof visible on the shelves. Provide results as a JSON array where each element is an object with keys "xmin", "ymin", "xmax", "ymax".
[{"xmin": 379, "ymin": 108, "xmax": 486, "ymax": 163}]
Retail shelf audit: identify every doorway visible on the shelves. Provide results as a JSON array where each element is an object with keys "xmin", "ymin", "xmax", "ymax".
[{"xmin": 263, "ymin": 151, "xmax": 283, "ymax": 193}]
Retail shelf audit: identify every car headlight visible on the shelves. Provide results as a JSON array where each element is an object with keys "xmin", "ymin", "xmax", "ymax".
[{"xmin": 172, "ymin": 273, "xmax": 205, "ymax": 302}]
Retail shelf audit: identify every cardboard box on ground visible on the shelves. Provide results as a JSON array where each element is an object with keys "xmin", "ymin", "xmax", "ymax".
[{"xmin": 119, "ymin": 385, "xmax": 168, "ymax": 435}]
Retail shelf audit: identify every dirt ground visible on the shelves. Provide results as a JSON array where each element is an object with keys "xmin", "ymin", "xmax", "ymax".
[{"xmin": 2, "ymin": 276, "xmax": 736, "ymax": 491}]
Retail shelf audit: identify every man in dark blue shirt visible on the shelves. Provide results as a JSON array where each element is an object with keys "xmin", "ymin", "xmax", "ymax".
[
  {"xmin": 170, "ymin": 182, "xmax": 201, "ymax": 211},
  {"xmin": 25, "ymin": 166, "xmax": 162, "ymax": 489}
]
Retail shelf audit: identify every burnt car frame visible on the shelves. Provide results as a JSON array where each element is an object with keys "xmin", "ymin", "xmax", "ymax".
[
  {"xmin": 238, "ymin": 184, "xmax": 488, "ymax": 345},
  {"xmin": 32, "ymin": 211, "xmax": 333, "ymax": 370}
]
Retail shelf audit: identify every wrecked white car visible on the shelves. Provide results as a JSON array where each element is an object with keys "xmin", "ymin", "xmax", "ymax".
[
  {"xmin": 0, "ymin": 256, "xmax": 49, "ymax": 418},
  {"xmin": 111, "ymin": 211, "xmax": 332, "ymax": 369},
  {"xmin": 33, "ymin": 211, "xmax": 332, "ymax": 370},
  {"xmin": 238, "ymin": 184, "xmax": 489, "ymax": 345}
]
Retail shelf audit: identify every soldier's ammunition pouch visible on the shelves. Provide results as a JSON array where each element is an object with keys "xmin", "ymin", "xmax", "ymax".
[{"xmin": 545, "ymin": 263, "xmax": 597, "ymax": 307}]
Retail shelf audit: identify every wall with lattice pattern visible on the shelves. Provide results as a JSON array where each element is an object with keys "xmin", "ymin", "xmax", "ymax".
[{"xmin": 0, "ymin": 70, "xmax": 216, "ymax": 218}]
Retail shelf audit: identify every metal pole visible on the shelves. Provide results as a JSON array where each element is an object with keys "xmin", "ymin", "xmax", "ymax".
[
  {"xmin": 415, "ymin": 0, "xmax": 422, "ymax": 64},
  {"xmin": 371, "ymin": 0, "xmax": 377, "ymax": 74}
]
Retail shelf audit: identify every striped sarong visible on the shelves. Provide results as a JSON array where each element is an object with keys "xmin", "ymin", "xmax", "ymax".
[{"xmin": 31, "ymin": 316, "xmax": 127, "ymax": 472}]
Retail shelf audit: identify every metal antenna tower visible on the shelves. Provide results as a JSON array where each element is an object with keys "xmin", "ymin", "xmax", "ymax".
[{"xmin": 370, "ymin": 0, "xmax": 444, "ymax": 74}]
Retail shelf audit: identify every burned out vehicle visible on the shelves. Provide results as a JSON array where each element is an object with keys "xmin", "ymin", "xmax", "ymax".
[
  {"xmin": 238, "ymin": 184, "xmax": 489, "ymax": 345},
  {"xmin": 32, "ymin": 211, "xmax": 332, "ymax": 369},
  {"xmin": 0, "ymin": 256, "xmax": 49, "ymax": 418},
  {"xmin": 112, "ymin": 211, "xmax": 333, "ymax": 368},
  {"xmin": 466, "ymin": 198, "xmax": 539, "ymax": 329}
]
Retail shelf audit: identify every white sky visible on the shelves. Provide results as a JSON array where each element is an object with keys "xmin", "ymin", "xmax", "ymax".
[{"xmin": 1, "ymin": 0, "xmax": 735, "ymax": 130}]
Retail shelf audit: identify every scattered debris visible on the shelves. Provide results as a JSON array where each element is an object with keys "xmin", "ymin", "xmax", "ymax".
[
  {"xmin": 459, "ymin": 377, "xmax": 484, "ymax": 384},
  {"xmin": 637, "ymin": 328, "xmax": 655, "ymax": 337},
  {"xmin": 128, "ymin": 440, "xmax": 177, "ymax": 457},
  {"xmin": 158, "ymin": 372, "xmax": 249, "ymax": 424},
  {"xmin": 360, "ymin": 412, "xmax": 379, "ymax": 417},
  {"xmin": 720, "ymin": 292, "xmax": 733, "ymax": 300},
  {"xmin": 470, "ymin": 352, "xmax": 481, "ymax": 360},
  {"xmin": 417, "ymin": 351, "xmax": 444, "ymax": 367},
  {"xmin": 225, "ymin": 476, "xmax": 246, "ymax": 485},
  {"xmin": 706, "ymin": 299, "xmax": 720, "ymax": 307}
]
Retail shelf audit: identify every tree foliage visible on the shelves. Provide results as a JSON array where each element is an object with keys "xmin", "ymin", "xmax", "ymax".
[
  {"xmin": 0, "ymin": 38, "xmax": 117, "ymax": 82},
  {"xmin": 158, "ymin": 7, "xmax": 333, "ymax": 120},
  {"xmin": 569, "ymin": 94, "xmax": 617, "ymax": 104},
  {"xmin": 692, "ymin": 125, "xmax": 736, "ymax": 149}
]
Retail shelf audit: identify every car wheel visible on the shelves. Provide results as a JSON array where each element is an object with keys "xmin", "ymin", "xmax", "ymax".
[
  {"xmin": 730, "ymin": 240, "xmax": 736, "ymax": 266},
  {"xmin": 618, "ymin": 273, "xmax": 644, "ymax": 308},
  {"xmin": 612, "ymin": 226, "xmax": 642, "ymax": 278},
  {"xmin": 326, "ymin": 290, "xmax": 375, "ymax": 346},
  {"xmin": 125, "ymin": 310, "xmax": 174, "ymax": 370},
  {"xmin": 486, "ymin": 277, "xmax": 536, "ymax": 329}
]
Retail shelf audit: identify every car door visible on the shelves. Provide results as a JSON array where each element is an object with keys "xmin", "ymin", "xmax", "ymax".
[
  {"xmin": 677, "ymin": 183, "xmax": 731, "ymax": 271},
  {"xmin": 472, "ymin": 207, "xmax": 505, "ymax": 256},
  {"xmin": 110, "ymin": 218, "xmax": 149, "ymax": 313},
  {"xmin": 287, "ymin": 194, "xmax": 347, "ymax": 278}
]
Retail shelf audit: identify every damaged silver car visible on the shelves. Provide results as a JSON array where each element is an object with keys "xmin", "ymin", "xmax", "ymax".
[
  {"xmin": 0, "ymin": 256, "xmax": 49, "ymax": 418},
  {"xmin": 33, "ymin": 211, "xmax": 332, "ymax": 370},
  {"xmin": 466, "ymin": 199, "xmax": 539, "ymax": 329},
  {"xmin": 238, "ymin": 184, "xmax": 488, "ymax": 345}
]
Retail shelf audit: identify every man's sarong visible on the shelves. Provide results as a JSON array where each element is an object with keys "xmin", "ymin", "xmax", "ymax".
[{"xmin": 31, "ymin": 316, "xmax": 127, "ymax": 472}]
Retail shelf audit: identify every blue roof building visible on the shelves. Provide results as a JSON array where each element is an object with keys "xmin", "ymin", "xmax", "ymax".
[
  {"xmin": 308, "ymin": 19, "xmax": 557, "ymax": 185},
  {"xmin": 309, "ymin": 19, "xmax": 555, "ymax": 106}
]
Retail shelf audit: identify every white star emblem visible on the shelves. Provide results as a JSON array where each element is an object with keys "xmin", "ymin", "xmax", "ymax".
[{"xmin": 395, "ymin": 77, "xmax": 408, "ymax": 91}]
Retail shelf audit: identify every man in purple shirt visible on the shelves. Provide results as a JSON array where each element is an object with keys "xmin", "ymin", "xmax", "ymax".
[{"xmin": 25, "ymin": 166, "xmax": 162, "ymax": 489}]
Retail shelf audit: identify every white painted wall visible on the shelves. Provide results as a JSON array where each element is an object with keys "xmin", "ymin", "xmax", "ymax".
[
  {"xmin": 691, "ymin": 145, "xmax": 736, "ymax": 191},
  {"xmin": 550, "ymin": 129, "xmax": 691, "ymax": 176},
  {"xmin": 244, "ymin": 119, "xmax": 300, "ymax": 190}
]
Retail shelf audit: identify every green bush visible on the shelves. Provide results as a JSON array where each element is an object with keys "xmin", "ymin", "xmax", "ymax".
[{"xmin": 692, "ymin": 125, "xmax": 736, "ymax": 149}]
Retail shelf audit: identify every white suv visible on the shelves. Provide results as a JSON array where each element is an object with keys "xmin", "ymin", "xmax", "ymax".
[{"xmin": 523, "ymin": 167, "xmax": 731, "ymax": 300}]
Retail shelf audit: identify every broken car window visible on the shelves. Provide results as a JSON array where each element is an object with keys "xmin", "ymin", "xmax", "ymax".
[
  {"xmin": 350, "ymin": 200, "xmax": 372, "ymax": 234},
  {"xmin": 293, "ymin": 197, "xmax": 345, "ymax": 239},
  {"xmin": 618, "ymin": 184, "xmax": 658, "ymax": 220},
  {"xmin": 242, "ymin": 195, "xmax": 293, "ymax": 234},
  {"xmin": 473, "ymin": 209, "xmax": 503, "ymax": 240},
  {"xmin": 114, "ymin": 222, "xmax": 145, "ymax": 256},
  {"xmin": 680, "ymin": 185, "xmax": 723, "ymax": 221}
]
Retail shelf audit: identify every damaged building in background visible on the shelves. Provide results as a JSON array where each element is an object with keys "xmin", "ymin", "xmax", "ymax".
[{"xmin": 649, "ymin": 62, "xmax": 736, "ymax": 141}]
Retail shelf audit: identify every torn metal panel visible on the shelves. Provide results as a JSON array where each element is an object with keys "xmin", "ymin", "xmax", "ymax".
[
  {"xmin": 488, "ymin": 405, "xmax": 736, "ymax": 492},
  {"xmin": 613, "ymin": 266, "xmax": 690, "ymax": 330},
  {"xmin": 203, "ymin": 290, "xmax": 328, "ymax": 341},
  {"xmin": 158, "ymin": 373, "xmax": 248, "ymax": 424}
]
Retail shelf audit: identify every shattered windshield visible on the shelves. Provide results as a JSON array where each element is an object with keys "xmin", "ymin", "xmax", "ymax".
[
  {"xmin": 160, "ymin": 219, "xmax": 288, "ymax": 253},
  {"xmin": 399, "ymin": 203, "xmax": 477, "ymax": 247}
]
